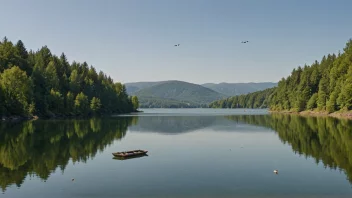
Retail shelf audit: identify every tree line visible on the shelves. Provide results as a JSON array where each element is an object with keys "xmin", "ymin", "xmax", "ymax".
[
  {"xmin": 0, "ymin": 37, "xmax": 139, "ymax": 117},
  {"xmin": 210, "ymin": 39, "xmax": 352, "ymax": 113},
  {"xmin": 139, "ymin": 97, "xmax": 208, "ymax": 108},
  {"xmin": 209, "ymin": 88, "xmax": 275, "ymax": 109}
]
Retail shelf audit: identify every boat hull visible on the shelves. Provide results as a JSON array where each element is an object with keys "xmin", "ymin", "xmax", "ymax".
[
  {"xmin": 113, "ymin": 154, "xmax": 148, "ymax": 160},
  {"xmin": 112, "ymin": 150, "xmax": 148, "ymax": 158}
]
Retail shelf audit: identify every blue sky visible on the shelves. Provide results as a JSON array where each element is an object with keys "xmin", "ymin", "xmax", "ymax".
[{"xmin": 1, "ymin": 0, "xmax": 351, "ymax": 84}]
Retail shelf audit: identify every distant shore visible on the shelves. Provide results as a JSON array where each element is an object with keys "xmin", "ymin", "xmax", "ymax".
[
  {"xmin": 1, "ymin": 110, "xmax": 142, "ymax": 122},
  {"xmin": 270, "ymin": 110, "xmax": 352, "ymax": 120}
]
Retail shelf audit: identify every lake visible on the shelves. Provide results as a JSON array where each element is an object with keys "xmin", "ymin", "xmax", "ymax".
[{"xmin": 1, "ymin": 108, "xmax": 352, "ymax": 198}]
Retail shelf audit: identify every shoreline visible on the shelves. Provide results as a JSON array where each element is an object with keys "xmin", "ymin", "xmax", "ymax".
[
  {"xmin": 1, "ymin": 110, "xmax": 142, "ymax": 122},
  {"xmin": 269, "ymin": 110, "xmax": 352, "ymax": 120}
]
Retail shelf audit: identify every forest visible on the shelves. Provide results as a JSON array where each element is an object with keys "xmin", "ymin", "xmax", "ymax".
[
  {"xmin": 0, "ymin": 37, "xmax": 139, "ymax": 118},
  {"xmin": 211, "ymin": 39, "xmax": 352, "ymax": 113},
  {"xmin": 138, "ymin": 97, "xmax": 208, "ymax": 108},
  {"xmin": 209, "ymin": 88, "xmax": 275, "ymax": 109}
]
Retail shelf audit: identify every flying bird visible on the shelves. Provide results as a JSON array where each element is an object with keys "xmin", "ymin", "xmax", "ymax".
[{"xmin": 174, "ymin": 44, "xmax": 180, "ymax": 47}]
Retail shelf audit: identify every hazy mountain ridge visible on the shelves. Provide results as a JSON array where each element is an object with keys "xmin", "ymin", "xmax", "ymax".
[
  {"xmin": 125, "ymin": 80, "xmax": 277, "ymax": 108},
  {"xmin": 125, "ymin": 81, "xmax": 163, "ymax": 94},
  {"xmin": 201, "ymin": 82, "xmax": 277, "ymax": 96},
  {"xmin": 132, "ymin": 80, "xmax": 227, "ymax": 108},
  {"xmin": 126, "ymin": 81, "xmax": 277, "ymax": 96}
]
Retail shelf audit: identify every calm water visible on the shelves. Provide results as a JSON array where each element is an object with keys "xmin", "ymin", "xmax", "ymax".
[{"xmin": 1, "ymin": 109, "xmax": 352, "ymax": 198}]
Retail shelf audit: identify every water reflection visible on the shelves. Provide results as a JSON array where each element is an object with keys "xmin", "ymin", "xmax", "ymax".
[
  {"xmin": 129, "ymin": 116, "xmax": 216, "ymax": 134},
  {"xmin": 0, "ymin": 117, "xmax": 136, "ymax": 192},
  {"xmin": 1, "ymin": 113, "xmax": 352, "ymax": 194},
  {"xmin": 225, "ymin": 114, "xmax": 352, "ymax": 184}
]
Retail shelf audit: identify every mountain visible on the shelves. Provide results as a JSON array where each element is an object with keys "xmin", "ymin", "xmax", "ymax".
[
  {"xmin": 126, "ymin": 81, "xmax": 277, "ymax": 96},
  {"xmin": 131, "ymin": 80, "xmax": 227, "ymax": 108},
  {"xmin": 125, "ymin": 80, "xmax": 278, "ymax": 108},
  {"xmin": 201, "ymin": 82, "xmax": 277, "ymax": 96},
  {"xmin": 125, "ymin": 81, "xmax": 162, "ymax": 94}
]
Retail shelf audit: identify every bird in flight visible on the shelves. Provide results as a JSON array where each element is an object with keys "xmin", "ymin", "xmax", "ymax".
[
  {"xmin": 241, "ymin": 41, "xmax": 249, "ymax": 43},
  {"xmin": 174, "ymin": 44, "xmax": 180, "ymax": 47}
]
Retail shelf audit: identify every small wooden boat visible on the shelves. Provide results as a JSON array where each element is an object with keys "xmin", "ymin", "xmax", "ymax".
[
  {"xmin": 112, "ymin": 150, "xmax": 148, "ymax": 158},
  {"xmin": 113, "ymin": 154, "xmax": 148, "ymax": 160}
]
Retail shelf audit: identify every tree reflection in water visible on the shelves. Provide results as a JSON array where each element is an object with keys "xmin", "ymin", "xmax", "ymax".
[
  {"xmin": 225, "ymin": 114, "xmax": 352, "ymax": 184},
  {"xmin": 0, "ymin": 117, "xmax": 137, "ymax": 192},
  {"xmin": 1, "ymin": 114, "xmax": 352, "ymax": 192}
]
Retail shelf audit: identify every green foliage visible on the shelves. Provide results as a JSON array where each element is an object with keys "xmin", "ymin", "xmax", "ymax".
[
  {"xmin": 337, "ymin": 67, "xmax": 352, "ymax": 110},
  {"xmin": 0, "ymin": 37, "xmax": 138, "ymax": 117},
  {"xmin": 0, "ymin": 37, "xmax": 20, "ymax": 72},
  {"xmin": 201, "ymin": 82, "xmax": 277, "ymax": 96},
  {"xmin": 209, "ymin": 88, "xmax": 275, "ymax": 109},
  {"xmin": 131, "ymin": 96, "xmax": 139, "ymax": 110},
  {"xmin": 211, "ymin": 38, "xmax": 352, "ymax": 114},
  {"xmin": 0, "ymin": 66, "xmax": 32, "ymax": 116},
  {"xmin": 90, "ymin": 97, "xmax": 101, "ymax": 113},
  {"xmin": 306, "ymin": 93, "xmax": 318, "ymax": 110},
  {"xmin": 269, "ymin": 39, "xmax": 350, "ymax": 112},
  {"xmin": 74, "ymin": 92, "xmax": 89, "ymax": 115},
  {"xmin": 317, "ymin": 76, "xmax": 329, "ymax": 110},
  {"xmin": 48, "ymin": 89, "xmax": 63, "ymax": 114},
  {"xmin": 28, "ymin": 102, "xmax": 36, "ymax": 116},
  {"xmin": 65, "ymin": 91, "xmax": 75, "ymax": 114},
  {"xmin": 138, "ymin": 96, "xmax": 207, "ymax": 108}
]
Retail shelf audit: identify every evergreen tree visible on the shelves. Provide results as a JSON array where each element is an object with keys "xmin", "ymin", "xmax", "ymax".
[
  {"xmin": 65, "ymin": 92, "xmax": 75, "ymax": 114},
  {"xmin": 15, "ymin": 40, "xmax": 30, "ymax": 74},
  {"xmin": 74, "ymin": 92, "xmax": 89, "ymax": 115},
  {"xmin": 307, "ymin": 93, "xmax": 318, "ymax": 110},
  {"xmin": 48, "ymin": 89, "xmax": 64, "ymax": 114},
  {"xmin": 90, "ymin": 97, "xmax": 101, "ymax": 113},
  {"xmin": 317, "ymin": 76, "xmax": 329, "ymax": 110}
]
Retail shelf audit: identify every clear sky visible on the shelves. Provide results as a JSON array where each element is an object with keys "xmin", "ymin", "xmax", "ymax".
[{"xmin": 1, "ymin": 0, "xmax": 351, "ymax": 84}]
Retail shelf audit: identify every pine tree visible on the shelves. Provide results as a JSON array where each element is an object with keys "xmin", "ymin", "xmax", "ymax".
[
  {"xmin": 65, "ymin": 92, "xmax": 75, "ymax": 114},
  {"xmin": 74, "ymin": 92, "xmax": 89, "ymax": 115},
  {"xmin": 307, "ymin": 93, "xmax": 318, "ymax": 110},
  {"xmin": 317, "ymin": 76, "xmax": 329, "ymax": 110},
  {"xmin": 90, "ymin": 97, "xmax": 101, "ymax": 113}
]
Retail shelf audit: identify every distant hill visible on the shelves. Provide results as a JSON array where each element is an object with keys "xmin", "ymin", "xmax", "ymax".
[
  {"xmin": 125, "ymin": 81, "xmax": 163, "ymax": 94},
  {"xmin": 201, "ymin": 82, "xmax": 277, "ymax": 96},
  {"xmin": 126, "ymin": 81, "xmax": 277, "ymax": 96},
  {"xmin": 131, "ymin": 81, "xmax": 227, "ymax": 108}
]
